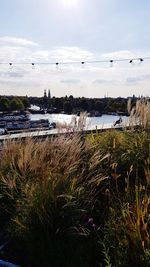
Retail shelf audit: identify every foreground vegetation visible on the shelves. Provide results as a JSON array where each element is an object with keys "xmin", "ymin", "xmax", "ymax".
[
  {"xmin": 0, "ymin": 99, "xmax": 150, "ymax": 266},
  {"xmin": 0, "ymin": 130, "xmax": 149, "ymax": 266}
]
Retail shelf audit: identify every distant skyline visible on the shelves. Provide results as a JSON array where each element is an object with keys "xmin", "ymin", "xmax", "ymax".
[{"xmin": 0, "ymin": 0, "xmax": 150, "ymax": 97}]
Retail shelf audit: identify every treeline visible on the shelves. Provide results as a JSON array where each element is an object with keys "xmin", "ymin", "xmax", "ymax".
[
  {"xmin": 0, "ymin": 94, "xmax": 138, "ymax": 115},
  {"xmin": 0, "ymin": 96, "xmax": 30, "ymax": 112},
  {"xmin": 29, "ymin": 95, "xmax": 134, "ymax": 115}
]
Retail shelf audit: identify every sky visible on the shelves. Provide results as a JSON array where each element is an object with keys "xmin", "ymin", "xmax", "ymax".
[{"xmin": 0, "ymin": 0, "xmax": 150, "ymax": 98}]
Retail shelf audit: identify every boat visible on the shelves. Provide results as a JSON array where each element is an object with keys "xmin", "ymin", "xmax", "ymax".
[
  {"xmin": 0, "ymin": 112, "xmax": 56, "ymax": 133},
  {"xmin": 0, "ymin": 114, "xmax": 29, "ymax": 122}
]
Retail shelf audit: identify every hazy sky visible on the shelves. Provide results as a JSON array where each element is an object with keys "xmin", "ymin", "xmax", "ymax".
[{"xmin": 0, "ymin": 0, "xmax": 150, "ymax": 97}]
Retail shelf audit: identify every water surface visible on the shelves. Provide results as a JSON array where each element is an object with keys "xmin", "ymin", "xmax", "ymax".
[{"xmin": 30, "ymin": 113, "xmax": 128, "ymax": 130}]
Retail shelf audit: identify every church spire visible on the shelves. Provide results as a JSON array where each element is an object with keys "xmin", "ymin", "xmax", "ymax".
[
  {"xmin": 44, "ymin": 89, "xmax": 47, "ymax": 98},
  {"xmin": 48, "ymin": 89, "xmax": 51, "ymax": 99}
]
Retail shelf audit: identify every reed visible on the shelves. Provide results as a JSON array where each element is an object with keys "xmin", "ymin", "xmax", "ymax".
[
  {"xmin": 128, "ymin": 98, "xmax": 150, "ymax": 130},
  {"xmin": 0, "ymin": 116, "xmax": 150, "ymax": 266}
]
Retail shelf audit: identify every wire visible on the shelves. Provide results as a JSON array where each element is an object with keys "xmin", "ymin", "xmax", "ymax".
[{"xmin": 0, "ymin": 56, "xmax": 150, "ymax": 66}]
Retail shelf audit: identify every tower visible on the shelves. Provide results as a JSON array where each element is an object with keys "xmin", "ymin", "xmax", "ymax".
[
  {"xmin": 44, "ymin": 89, "xmax": 47, "ymax": 98},
  {"xmin": 48, "ymin": 89, "xmax": 51, "ymax": 99}
]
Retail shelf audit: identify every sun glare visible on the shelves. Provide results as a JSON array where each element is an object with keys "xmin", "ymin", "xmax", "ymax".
[{"xmin": 62, "ymin": 0, "xmax": 79, "ymax": 8}]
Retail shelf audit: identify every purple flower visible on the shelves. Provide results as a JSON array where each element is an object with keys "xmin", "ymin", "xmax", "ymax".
[
  {"xmin": 92, "ymin": 224, "xmax": 96, "ymax": 230},
  {"xmin": 87, "ymin": 218, "xmax": 94, "ymax": 225}
]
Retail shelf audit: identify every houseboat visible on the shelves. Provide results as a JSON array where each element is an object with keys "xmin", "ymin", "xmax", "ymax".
[{"xmin": 0, "ymin": 112, "xmax": 55, "ymax": 133}]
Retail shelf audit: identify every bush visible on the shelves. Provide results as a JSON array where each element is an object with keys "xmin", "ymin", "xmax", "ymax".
[{"xmin": 0, "ymin": 128, "xmax": 150, "ymax": 266}]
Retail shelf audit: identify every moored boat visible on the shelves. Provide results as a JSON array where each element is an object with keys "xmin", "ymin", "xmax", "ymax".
[{"xmin": 0, "ymin": 112, "xmax": 56, "ymax": 132}]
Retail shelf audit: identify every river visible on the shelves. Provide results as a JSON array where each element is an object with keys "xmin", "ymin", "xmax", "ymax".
[{"xmin": 30, "ymin": 113, "xmax": 128, "ymax": 130}]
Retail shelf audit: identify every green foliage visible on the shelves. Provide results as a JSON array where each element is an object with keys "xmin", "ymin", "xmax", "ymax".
[
  {"xmin": 0, "ymin": 96, "xmax": 27, "ymax": 112},
  {"xmin": 99, "ymin": 241, "xmax": 112, "ymax": 267},
  {"xmin": 0, "ymin": 136, "xmax": 108, "ymax": 266},
  {"xmin": 0, "ymin": 129, "xmax": 150, "ymax": 266},
  {"xmin": 0, "ymin": 97, "xmax": 10, "ymax": 111},
  {"xmin": 20, "ymin": 97, "xmax": 30, "ymax": 109},
  {"xmin": 10, "ymin": 97, "xmax": 24, "ymax": 111},
  {"xmin": 29, "ymin": 95, "xmax": 129, "ymax": 114},
  {"xmin": 63, "ymin": 101, "xmax": 72, "ymax": 113},
  {"xmin": 95, "ymin": 100, "xmax": 103, "ymax": 112}
]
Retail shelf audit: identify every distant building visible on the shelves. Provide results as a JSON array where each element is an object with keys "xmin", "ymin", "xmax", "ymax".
[
  {"xmin": 44, "ymin": 89, "xmax": 47, "ymax": 98},
  {"xmin": 48, "ymin": 89, "xmax": 51, "ymax": 99},
  {"xmin": 43, "ymin": 89, "xmax": 48, "ymax": 109}
]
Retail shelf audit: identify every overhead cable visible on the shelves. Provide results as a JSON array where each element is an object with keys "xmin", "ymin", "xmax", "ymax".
[{"xmin": 0, "ymin": 56, "xmax": 150, "ymax": 68}]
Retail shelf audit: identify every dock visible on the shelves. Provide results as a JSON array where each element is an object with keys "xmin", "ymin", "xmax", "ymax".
[{"xmin": 0, "ymin": 124, "xmax": 124, "ymax": 142}]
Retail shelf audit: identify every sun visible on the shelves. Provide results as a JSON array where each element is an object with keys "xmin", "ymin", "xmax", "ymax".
[{"xmin": 62, "ymin": 0, "xmax": 79, "ymax": 8}]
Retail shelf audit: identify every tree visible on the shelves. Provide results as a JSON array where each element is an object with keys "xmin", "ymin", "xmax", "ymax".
[
  {"xmin": 0, "ymin": 97, "xmax": 10, "ymax": 111},
  {"xmin": 80, "ymin": 97, "xmax": 88, "ymax": 111},
  {"xmin": 64, "ymin": 101, "xmax": 72, "ymax": 114},
  {"xmin": 95, "ymin": 100, "xmax": 103, "ymax": 112},
  {"xmin": 10, "ymin": 98, "xmax": 24, "ymax": 111},
  {"xmin": 20, "ymin": 97, "xmax": 30, "ymax": 109},
  {"xmin": 53, "ymin": 98, "xmax": 63, "ymax": 111}
]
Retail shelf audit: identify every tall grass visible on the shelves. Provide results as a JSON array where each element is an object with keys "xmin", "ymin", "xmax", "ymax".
[
  {"xmin": 0, "ymin": 135, "xmax": 109, "ymax": 266},
  {"xmin": 128, "ymin": 98, "xmax": 150, "ymax": 129},
  {"xmin": 0, "ymin": 101, "xmax": 150, "ymax": 266}
]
